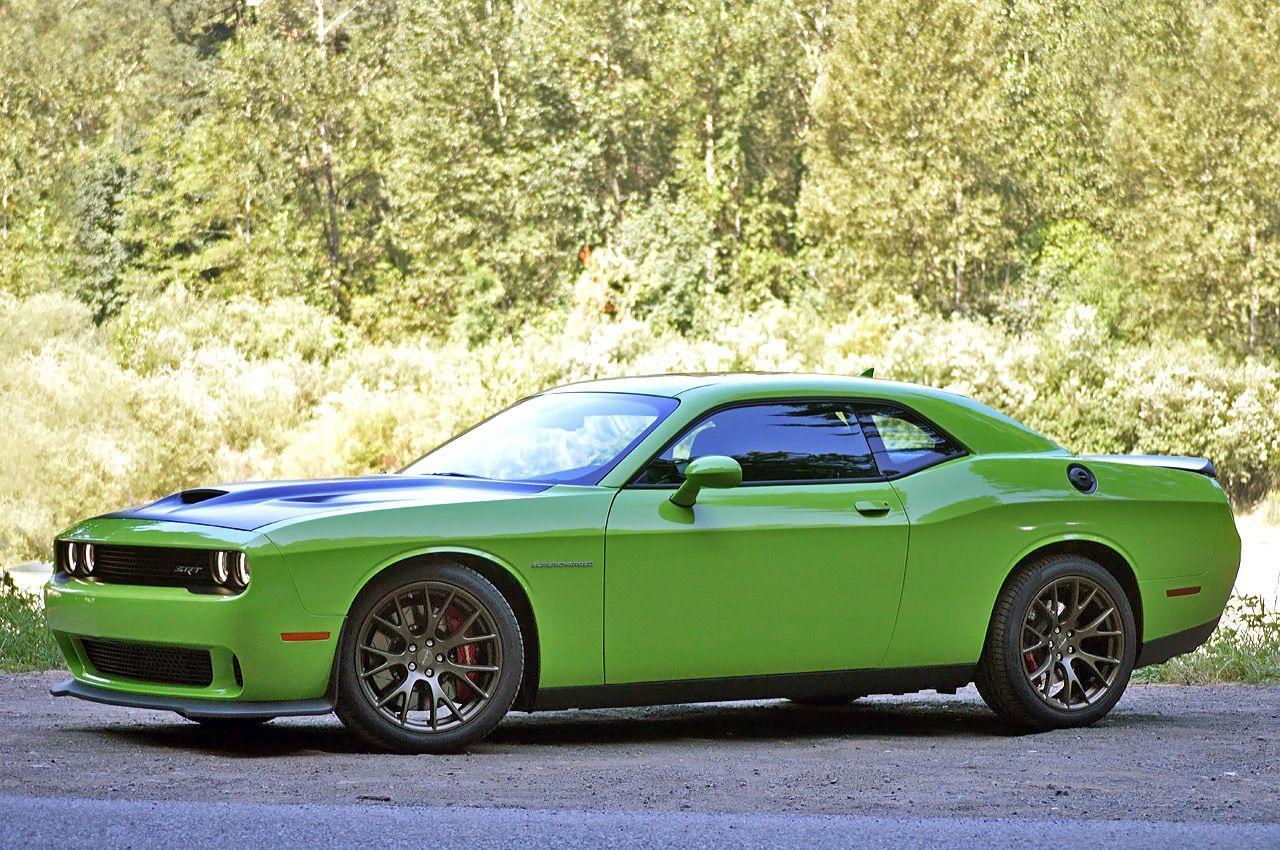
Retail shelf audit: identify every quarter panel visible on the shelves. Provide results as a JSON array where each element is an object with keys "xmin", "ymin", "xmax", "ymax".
[{"xmin": 884, "ymin": 455, "xmax": 1235, "ymax": 667}]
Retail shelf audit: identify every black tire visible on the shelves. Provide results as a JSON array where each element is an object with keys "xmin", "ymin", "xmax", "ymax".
[
  {"xmin": 335, "ymin": 562, "xmax": 523, "ymax": 754},
  {"xmin": 975, "ymin": 553, "xmax": 1137, "ymax": 731}
]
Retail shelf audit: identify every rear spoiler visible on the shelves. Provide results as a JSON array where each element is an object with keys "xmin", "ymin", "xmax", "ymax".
[{"xmin": 1082, "ymin": 454, "xmax": 1217, "ymax": 479}]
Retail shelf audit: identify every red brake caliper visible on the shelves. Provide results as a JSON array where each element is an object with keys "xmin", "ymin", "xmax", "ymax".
[{"xmin": 446, "ymin": 608, "xmax": 477, "ymax": 701}]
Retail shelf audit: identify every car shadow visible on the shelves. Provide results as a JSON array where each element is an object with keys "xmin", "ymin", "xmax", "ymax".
[
  {"xmin": 86, "ymin": 696, "xmax": 1073, "ymax": 757},
  {"xmin": 492, "ymin": 698, "xmax": 1016, "ymax": 747}
]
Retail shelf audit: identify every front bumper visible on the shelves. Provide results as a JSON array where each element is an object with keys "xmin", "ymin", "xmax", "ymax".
[
  {"xmin": 45, "ymin": 518, "xmax": 343, "ymax": 705},
  {"xmin": 50, "ymin": 678, "xmax": 333, "ymax": 719}
]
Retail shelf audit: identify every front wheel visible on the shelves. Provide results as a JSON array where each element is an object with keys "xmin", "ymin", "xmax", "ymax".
[
  {"xmin": 975, "ymin": 554, "xmax": 1136, "ymax": 731},
  {"xmin": 335, "ymin": 562, "xmax": 523, "ymax": 753}
]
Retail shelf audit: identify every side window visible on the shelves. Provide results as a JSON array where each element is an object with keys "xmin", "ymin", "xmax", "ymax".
[
  {"xmin": 860, "ymin": 405, "xmax": 963, "ymax": 476},
  {"xmin": 634, "ymin": 402, "xmax": 879, "ymax": 485}
]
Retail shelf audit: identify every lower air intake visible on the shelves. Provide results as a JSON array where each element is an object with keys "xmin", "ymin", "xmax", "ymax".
[{"xmin": 80, "ymin": 638, "xmax": 214, "ymax": 688}]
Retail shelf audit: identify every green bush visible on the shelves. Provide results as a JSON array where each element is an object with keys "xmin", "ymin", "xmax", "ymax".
[
  {"xmin": 1136, "ymin": 595, "xmax": 1280, "ymax": 685},
  {"xmin": 2, "ymin": 291, "xmax": 1278, "ymax": 566},
  {"xmin": 0, "ymin": 573, "xmax": 62, "ymax": 672}
]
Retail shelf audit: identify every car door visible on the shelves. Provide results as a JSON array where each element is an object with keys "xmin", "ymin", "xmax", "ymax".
[{"xmin": 603, "ymin": 399, "xmax": 910, "ymax": 684}]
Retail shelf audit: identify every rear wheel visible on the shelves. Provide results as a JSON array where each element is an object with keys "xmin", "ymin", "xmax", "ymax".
[
  {"xmin": 335, "ymin": 562, "xmax": 523, "ymax": 753},
  {"xmin": 976, "ymin": 554, "xmax": 1136, "ymax": 731}
]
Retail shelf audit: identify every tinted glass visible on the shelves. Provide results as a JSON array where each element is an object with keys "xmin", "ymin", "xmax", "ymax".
[
  {"xmin": 404, "ymin": 392, "xmax": 678, "ymax": 485},
  {"xmin": 861, "ymin": 406, "xmax": 963, "ymax": 475},
  {"xmin": 635, "ymin": 401, "xmax": 878, "ymax": 485}
]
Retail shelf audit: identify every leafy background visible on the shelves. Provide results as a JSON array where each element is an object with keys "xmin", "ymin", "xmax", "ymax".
[{"xmin": 3, "ymin": 0, "xmax": 1280, "ymax": 564}]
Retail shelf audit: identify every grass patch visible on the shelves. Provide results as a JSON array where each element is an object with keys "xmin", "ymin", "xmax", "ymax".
[
  {"xmin": 1136, "ymin": 595, "xmax": 1280, "ymax": 685},
  {"xmin": 0, "ymin": 572, "xmax": 63, "ymax": 672}
]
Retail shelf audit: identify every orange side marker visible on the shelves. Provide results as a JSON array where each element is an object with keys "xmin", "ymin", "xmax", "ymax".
[{"xmin": 281, "ymin": 631, "xmax": 331, "ymax": 641}]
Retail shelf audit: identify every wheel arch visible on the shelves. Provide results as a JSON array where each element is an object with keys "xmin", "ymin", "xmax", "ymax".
[
  {"xmin": 334, "ymin": 546, "xmax": 542, "ymax": 712},
  {"xmin": 999, "ymin": 537, "xmax": 1145, "ymax": 649}
]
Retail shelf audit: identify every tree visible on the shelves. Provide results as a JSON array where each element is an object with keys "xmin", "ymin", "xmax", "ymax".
[
  {"xmin": 1109, "ymin": 0, "xmax": 1280, "ymax": 351},
  {"xmin": 799, "ymin": 0, "xmax": 1019, "ymax": 312}
]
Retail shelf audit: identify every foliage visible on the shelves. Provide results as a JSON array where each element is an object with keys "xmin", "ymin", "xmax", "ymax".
[
  {"xmin": 0, "ymin": 573, "xmax": 62, "ymax": 672},
  {"xmin": 2, "ymin": 0, "xmax": 1280, "ymax": 562},
  {"xmin": 3, "ymin": 290, "xmax": 1279, "ymax": 565},
  {"xmin": 5, "ymin": 0, "xmax": 1273, "ymax": 352},
  {"xmin": 1137, "ymin": 595, "xmax": 1280, "ymax": 685}
]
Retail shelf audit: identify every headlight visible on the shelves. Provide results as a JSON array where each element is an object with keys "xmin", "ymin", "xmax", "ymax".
[
  {"xmin": 212, "ymin": 551, "xmax": 231, "ymax": 585},
  {"xmin": 212, "ymin": 550, "xmax": 249, "ymax": 591},
  {"xmin": 61, "ymin": 542, "xmax": 95, "ymax": 578},
  {"xmin": 232, "ymin": 552, "xmax": 251, "ymax": 588}
]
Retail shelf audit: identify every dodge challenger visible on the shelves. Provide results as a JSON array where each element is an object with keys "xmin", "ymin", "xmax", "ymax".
[{"xmin": 45, "ymin": 373, "xmax": 1240, "ymax": 752}]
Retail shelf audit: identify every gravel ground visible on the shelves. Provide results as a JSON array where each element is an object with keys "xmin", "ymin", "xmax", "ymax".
[{"xmin": 1, "ymin": 672, "xmax": 1277, "ymax": 829}]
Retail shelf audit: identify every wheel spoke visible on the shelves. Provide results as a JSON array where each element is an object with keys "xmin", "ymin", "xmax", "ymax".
[
  {"xmin": 451, "ymin": 607, "xmax": 483, "ymax": 640},
  {"xmin": 376, "ymin": 683, "xmax": 406, "ymax": 709},
  {"xmin": 394, "ymin": 593, "xmax": 413, "ymax": 635},
  {"xmin": 1071, "ymin": 586, "xmax": 1098, "ymax": 627},
  {"xmin": 1027, "ymin": 654, "xmax": 1054, "ymax": 681},
  {"xmin": 450, "ymin": 661, "xmax": 499, "ymax": 673},
  {"xmin": 397, "ymin": 684, "xmax": 413, "ymax": 725},
  {"xmin": 430, "ymin": 590, "xmax": 457, "ymax": 637},
  {"xmin": 1061, "ymin": 658, "xmax": 1085, "ymax": 705},
  {"xmin": 360, "ymin": 661, "xmax": 396, "ymax": 679},
  {"xmin": 1077, "ymin": 648, "xmax": 1120, "ymax": 667},
  {"xmin": 359, "ymin": 643, "xmax": 395, "ymax": 658},
  {"xmin": 448, "ymin": 671, "xmax": 491, "ymax": 700},
  {"xmin": 440, "ymin": 691, "xmax": 464, "ymax": 723}
]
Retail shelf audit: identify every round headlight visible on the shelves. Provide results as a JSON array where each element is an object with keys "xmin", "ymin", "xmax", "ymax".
[
  {"xmin": 83, "ymin": 543, "xmax": 95, "ymax": 575},
  {"xmin": 233, "ymin": 552, "xmax": 250, "ymax": 588},
  {"xmin": 65, "ymin": 543, "xmax": 81, "ymax": 576},
  {"xmin": 212, "ymin": 551, "xmax": 230, "ymax": 585}
]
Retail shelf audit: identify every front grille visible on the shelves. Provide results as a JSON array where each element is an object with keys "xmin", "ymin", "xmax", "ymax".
[
  {"xmin": 80, "ymin": 638, "xmax": 214, "ymax": 687},
  {"xmin": 86, "ymin": 545, "xmax": 218, "ymax": 589}
]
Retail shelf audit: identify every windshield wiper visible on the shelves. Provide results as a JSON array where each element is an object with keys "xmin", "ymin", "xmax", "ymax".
[{"xmin": 422, "ymin": 471, "xmax": 489, "ymax": 480}]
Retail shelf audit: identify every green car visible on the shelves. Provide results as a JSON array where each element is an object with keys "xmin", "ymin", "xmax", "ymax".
[{"xmin": 46, "ymin": 374, "xmax": 1239, "ymax": 752}]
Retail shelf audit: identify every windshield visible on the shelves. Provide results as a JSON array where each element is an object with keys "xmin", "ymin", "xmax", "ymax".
[{"xmin": 403, "ymin": 392, "xmax": 679, "ymax": 485}]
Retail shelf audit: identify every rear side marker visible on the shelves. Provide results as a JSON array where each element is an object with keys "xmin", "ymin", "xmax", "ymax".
[
  {"xmin": 1166, "ymin": 586, "xmax": 1201, "ymax": 598},
  {"xmin": 281, "ymin": 632, "xmax": 331, "ymax": 642}
]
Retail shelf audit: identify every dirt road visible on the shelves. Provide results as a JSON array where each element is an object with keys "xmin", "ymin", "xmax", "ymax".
[{"xmin": 1, "ymin": 672, "xmax": 1277, "ymax": 837}]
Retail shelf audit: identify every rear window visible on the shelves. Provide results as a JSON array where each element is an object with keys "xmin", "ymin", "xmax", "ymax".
[{"xmin": 860, "ymin": 405, "xmax": 964, "ymax": 476}]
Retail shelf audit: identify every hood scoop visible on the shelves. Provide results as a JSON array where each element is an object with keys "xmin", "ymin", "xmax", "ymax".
[{"xmin": 178, "ymin": 488, "xmax": 229, "ymax": 504}]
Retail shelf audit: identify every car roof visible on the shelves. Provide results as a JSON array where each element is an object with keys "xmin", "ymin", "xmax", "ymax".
[{"xmin": 546, "ymin": 372, "xmax": 1061, "ymax": 455}]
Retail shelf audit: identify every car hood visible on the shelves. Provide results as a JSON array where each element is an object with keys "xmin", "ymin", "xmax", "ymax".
[{"xmin": 102, "ymin": 475, "xmax": 554, "ymax": 531}]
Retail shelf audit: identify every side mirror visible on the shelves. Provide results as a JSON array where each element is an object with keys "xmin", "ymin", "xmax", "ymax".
[{"xmin": 669, "ymin": 455, "xmax": 743, "ymax": 508}]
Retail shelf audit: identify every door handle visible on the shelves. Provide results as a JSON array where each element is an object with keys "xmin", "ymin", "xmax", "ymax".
[{"xmin": 854, "ymin": 500, "xmax": 892, "ymax": 516}]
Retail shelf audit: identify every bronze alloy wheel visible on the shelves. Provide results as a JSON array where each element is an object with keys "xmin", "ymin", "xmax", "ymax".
[
  {"xmin": 354, "ymin": 580, "xmax": 505, "ymax": 733},
  {"xmin": 1019, "ymin": 575, "xmax": 1125, "ymax": 710},
  {"xmin": 975, "ymin": 553, "xmax": 1137, "ymax": 731}
]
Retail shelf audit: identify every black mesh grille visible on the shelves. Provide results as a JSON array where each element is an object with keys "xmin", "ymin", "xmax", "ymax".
[
  {"xmin": 89, "ymin": 545, "xmax": 218, "ymax": 589},
  {"xmin": 80, "ymin": 638, "xmax": 214, "ymax": 687}
]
